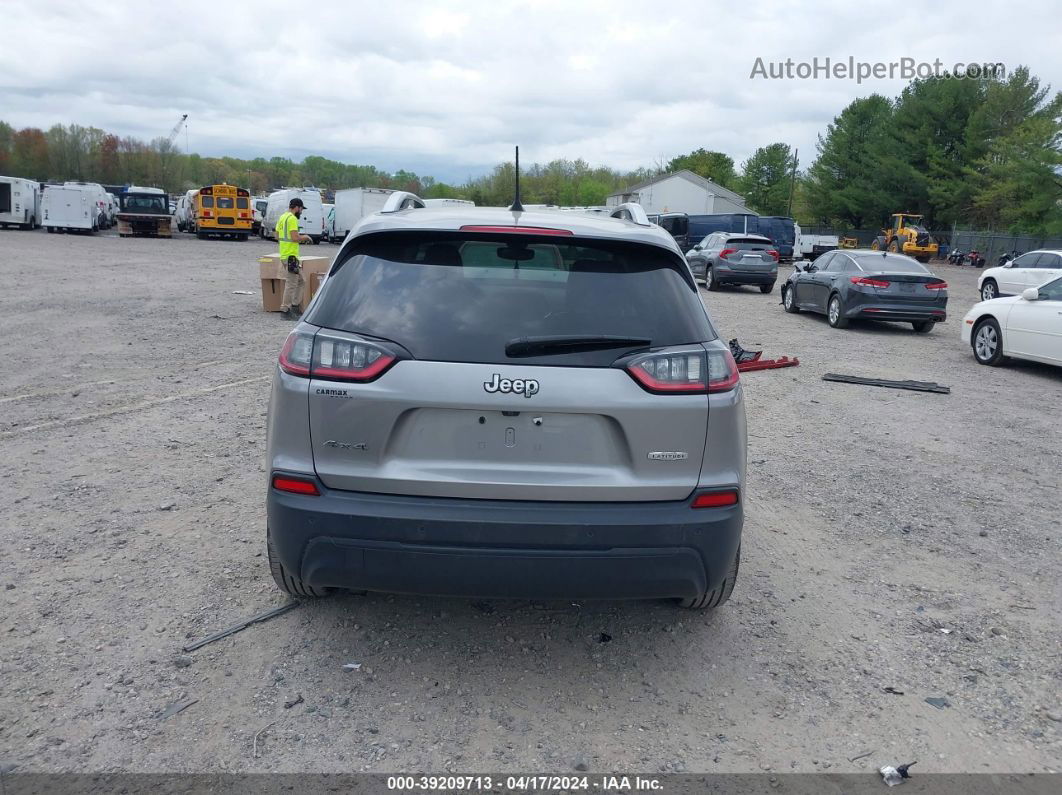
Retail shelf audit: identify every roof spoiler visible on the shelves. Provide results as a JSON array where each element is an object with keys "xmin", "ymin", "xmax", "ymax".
[
  {"xmin": 381, "ymin": 191, "xmax": 426, "ymax": 213},
  {"xmin": 609, "ymin": 202, "xmax": 652, "ymax": 227}
]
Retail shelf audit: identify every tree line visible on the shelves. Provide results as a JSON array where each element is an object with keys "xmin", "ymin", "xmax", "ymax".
[{"xmin": 1, "ymin": 65, "xmax": 1058, "ymax": 234}]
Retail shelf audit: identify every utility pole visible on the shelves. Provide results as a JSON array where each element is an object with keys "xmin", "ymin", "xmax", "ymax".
[{"xmin": 786, "ymin": 148, "xmax": 799, "ymax": 217}]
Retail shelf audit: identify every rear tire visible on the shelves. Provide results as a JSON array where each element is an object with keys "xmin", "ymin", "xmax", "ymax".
[
  {"xmin": 980, "ymin": 280, "xmax": 998, "ymax": 302},
  {"xmin": 196, "ymin": 230, "xmax": 206, "ymax": 240},
  {"xmin": 870, "ymin": 236, "xmax": 886, "ymax": 251},
  {"xmin": 972, "ymin": 318, "xmax": 1005, "ymax": 366},
  {"xmin": 912, "ymin": 320, "xmax": 933, "ymax": 333},
  {"xmin": 783, "ymin": 284, "xmax": 800, "ymax": 313},
  {"xmin": 705, "ymin": 267, "xmax": 720, "ymax": 291},
  {"xmin": 679, "ymin": 545, "xmax": 739, "ymax": 609},
  {"xmin": 267, "ymin": 531, "xmax": 329, "ymax": 597},
  {"xmin": 827, "ymin": 293, "xmax": 849, "ymax": 328},
  {"xmin": 759, "ymin": 282, "xmax": 775, "ymax": 294},
  {"xmin": 47, "ymin": 226, "xmax": 54, "ymax": 234}
]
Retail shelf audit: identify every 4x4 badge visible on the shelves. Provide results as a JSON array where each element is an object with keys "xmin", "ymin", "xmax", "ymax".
[{"xmin": 483, "ymin": 373, "xmax": 540, "ymax": 398}]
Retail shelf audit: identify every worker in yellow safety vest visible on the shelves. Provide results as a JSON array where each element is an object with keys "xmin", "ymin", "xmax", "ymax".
[{"xmin": 276, "ymin": 197, "xmax": 313, "ymax": 320}]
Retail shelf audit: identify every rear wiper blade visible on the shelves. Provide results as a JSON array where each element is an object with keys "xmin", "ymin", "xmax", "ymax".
[{"xmin": 505, "ymin": 335, "xmax": 651, "ymax": 357}]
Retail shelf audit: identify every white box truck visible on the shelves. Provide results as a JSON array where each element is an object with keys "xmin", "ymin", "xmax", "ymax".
[
  {"xmin": 792, "ymin": 223, "xmax": 839, "ymax": 262},
  {"xmin": 63, "ymin": 181, "xmax": 110, "ymax": 228},
  {"xmin": 0, "ymin": 176, "xmax": 41, "ymax": 229},
  {"xmin": 263, "ymin": 188, "xmax": 324, "ymax": 244},
  {"xmin": 332, "ymin": 188, "xmax": 393, "ymax": 242},
  {"xmin": 42, "ymin": 184, "xmax": 97, "ymax": 233}
]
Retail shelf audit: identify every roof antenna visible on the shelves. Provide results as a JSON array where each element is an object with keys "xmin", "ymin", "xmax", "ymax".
[{"xmin": 509, "ymin": 145, "xmax": 524, "ymax": 213}]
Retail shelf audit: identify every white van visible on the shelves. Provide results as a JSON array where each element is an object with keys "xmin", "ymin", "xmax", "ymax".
[
  {"xmin": 175, "ymin": 189, "xmax": 197, "ymax": 232},
  {"xmin": 0, "ymin": 176, "xmax": 41, "ymax": 229},
  {"xmin": 252, "ymin": 197, "xmax": 268, "ymax": 237},
  {"xmin": 332, "ymin": 187, "xmax": 393, "ymax": 242},
  {"xmin": 105, "ymin": 193, "xmax": 119, "ymax": 225},
  {"xmin": 63, "ymin": 181, "xmax": 109, "ymax": 228},
  {"xmin": 42, "ymin": 184, "xmax": 97, "ymax": 233},
  {"xmin": 263, "ymin": 188, "xmax": 324, "ymax": 244}
]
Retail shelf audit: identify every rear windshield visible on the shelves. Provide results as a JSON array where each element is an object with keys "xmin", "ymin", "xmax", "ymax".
[
  {"xmin": 217, "ymin": 197, "xmax": 234, "ymax": 209},
  {"xmin": 308, "ymin": 232, "xmax": 715, "ymax": 366},
  {"xmin": 120, "ymin": 194, "xmax": 167, "ymax": 213},
  {"xmin": 855, "ymin": 254, "xmax": 929, "ymax": 273},
  {"xmin": 725, "ymin": 238, "xmax": 773, "ymax": 250}
]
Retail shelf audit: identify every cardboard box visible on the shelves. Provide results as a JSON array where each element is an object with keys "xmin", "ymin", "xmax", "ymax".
[
  {"xmin": 261, "ymin": 278, "xmax": 285, "ymax": 312},
  {"xmin": 257, "ymin": 253, "xmax": 330, "ymax": 312}
]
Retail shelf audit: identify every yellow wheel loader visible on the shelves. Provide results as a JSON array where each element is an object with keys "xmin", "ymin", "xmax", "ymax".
[{"xmin": 869, "ymin": 214, "xmax": 939, "ymax": 263}]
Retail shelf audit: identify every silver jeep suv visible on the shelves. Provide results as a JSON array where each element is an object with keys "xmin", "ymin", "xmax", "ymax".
[{"xmin": 265, "ymin": 195, "xmax": 746, "ymax": 609}]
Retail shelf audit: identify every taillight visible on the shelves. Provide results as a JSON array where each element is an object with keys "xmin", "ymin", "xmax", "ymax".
[
  {"xmin": 271, "ymin": 474, "xmax": 319, "ymax": 496},
  {"xmin": 623, "ymin": 348, "xmax": 738, "ymax": 394},
  {"xmin": 767, "ymin": 249, "xmax": 780, "ymax": 262},
  {"xmin": 706, "ymin": 348, "xmax": 740, "ymax": 393},
  {"xmin": 925, "ymin": 281, "xmax": 947, "ymax": 290},
  {"xmin": 459, "ymin": 225, "xmax": 573, "ymax": 236},
  {"xmin": 278, "ymin": 331, "xmax": 313, "ymax": 376},
  {"xmin": 204, "ymin": 210, "xmax": 212, "ymax": 218},
  {"xmin": 278, "ymin": 330, "xmax": 398, "ymax": 382},
  {"xmin": 719, "ymin": 248, "xmax": 737, "ymax": 260},
  {"xmin": 312, "ymin": 337, "xmax": 396, "ymax": 382},
  {"xmin": 851, "ymin": 276, "xmax": 890, "ymax": 288},
  {"xmin": 691, "ymin": 490, "xmax": 739, "ymax": 508}
]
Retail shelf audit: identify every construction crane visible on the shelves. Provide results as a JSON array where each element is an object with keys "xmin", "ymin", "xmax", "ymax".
[
  {"xmin": 167, "ymin": 114, "xmax": 188, "ymax": 151},
  {"xmin": 159, "ymin": 114, "xmax": 188, "ymax": 190}
]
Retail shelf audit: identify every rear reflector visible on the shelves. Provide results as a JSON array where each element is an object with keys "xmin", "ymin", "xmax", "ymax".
[
  {"xmin": 692, "ymin": 490, "xmax": 739, "ymax": 508},
  {"xmin": 271, "ymin": 475, "xmax": 319, "ymax": 496},
  {"xmin": 459, "ymin": 225, "xmax": 573, "ymax": 236}
]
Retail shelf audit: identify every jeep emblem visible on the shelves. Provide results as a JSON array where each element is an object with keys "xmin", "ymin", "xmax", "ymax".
[{"xmin": 483, "ymin": 373, "xmax": 540, "ymax": 398}]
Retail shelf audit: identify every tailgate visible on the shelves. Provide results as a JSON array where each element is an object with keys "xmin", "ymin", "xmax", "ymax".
[{"xmin": 309, "ymin": 360, "xmax": 708, "ymax": 501}]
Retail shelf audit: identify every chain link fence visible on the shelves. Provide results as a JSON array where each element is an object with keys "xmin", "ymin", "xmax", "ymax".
[{"xmin": 798, "ymin": 226, "xmax": 1062, "ymax": 263}]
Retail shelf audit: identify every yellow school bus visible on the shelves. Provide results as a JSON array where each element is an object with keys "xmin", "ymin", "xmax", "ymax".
[{"xmin": 193, "ymin": 184, "xmax": 252, "ymax": 240}]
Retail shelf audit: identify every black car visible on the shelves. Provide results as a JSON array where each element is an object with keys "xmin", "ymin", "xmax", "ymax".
[{"xmin": 781, "ymin": 249, "xmax": 947, "ymax": 332}]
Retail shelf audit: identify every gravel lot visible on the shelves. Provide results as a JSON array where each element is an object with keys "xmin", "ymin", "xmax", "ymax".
[{"xmin": 1, "ymin": 230, "xmax": 1059, "ymax": 775}]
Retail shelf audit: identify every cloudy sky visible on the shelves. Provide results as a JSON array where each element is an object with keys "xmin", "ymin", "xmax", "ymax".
[{"xmin": 3, "ymin": 0, "xmax": 1059, "ymax": 182}]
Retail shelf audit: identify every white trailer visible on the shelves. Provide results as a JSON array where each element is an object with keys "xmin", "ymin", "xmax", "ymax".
[
  {"xmin": 0, "ymin": 176, "xmax": 41, "ymax": 229},
  {"xmin": 263, "ymin": 188, "xmax": 325, "ymax": 244},
  {"xmin": 42, "ymin": 185, "xmax": 97, "ymax": 233},
  {"xmin": 332, "ymin": 187, "xmax": 393, "ymax": 242}
]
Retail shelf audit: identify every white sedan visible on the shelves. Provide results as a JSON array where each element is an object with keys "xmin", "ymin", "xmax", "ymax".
[
  {"xmin": 962, "ymin": 275, "xmax": 1062, "ymax": 367},
  {"xmin": 977, "ymin": 249, "xmax": 1062, "ymax": 302}
]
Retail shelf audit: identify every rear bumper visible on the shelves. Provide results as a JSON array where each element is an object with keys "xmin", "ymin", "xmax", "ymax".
[
  {"xmin": 716, "ymin": 269, "xmax": 777, "ymax": 285},
  {"xmin": 267, "ymin": 482, "xmax": 742, "ymax": 600},
  {"xmin": 845, "ymin": 297, "xmax": 947, "ymax": 322}
]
